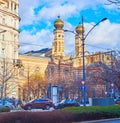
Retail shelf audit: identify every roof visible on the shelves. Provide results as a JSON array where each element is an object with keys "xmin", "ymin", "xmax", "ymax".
[{"xmin": 24, "ymin": 48, "xmax": 52, "ymax": 55}]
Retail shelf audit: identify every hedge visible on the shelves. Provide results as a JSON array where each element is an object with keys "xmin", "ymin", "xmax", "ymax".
[{"xmin": 0, "ymin": 105, "xmax": 120, "ymax": 123}]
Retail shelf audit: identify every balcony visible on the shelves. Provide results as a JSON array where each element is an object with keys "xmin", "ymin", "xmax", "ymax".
[{"xmin": 13, "ymin": 59, "xmax": 23, "ymax": 68}]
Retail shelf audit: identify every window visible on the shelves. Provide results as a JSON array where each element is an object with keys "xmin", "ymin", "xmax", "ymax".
[
  {"xmin": 14, "ymin": 35, "xmax": 17, "ymax": 41},
  {"xmin": 58, "ymin": 34, "xmax": 61, "ymax": 37},
  {"xmin": 19, "ymin": 67, "xmax": 24, "ymax": 76},
  {"xmin": 64, "ymin": 68, "xmax": 69, "ymax": 74},
  {"xmin": 14, "ymin": 20, "xmax": 16, "ymax": 28},
  {"xmin": 50, "ymin": 67, "xmax": 54, "ymax": 73},
  {"xmin": 2, "ymin": 34, "xmax": 5, "ymax": 41},
  {"xmin": 14, "ymin": 4, "xmax": 17, "ymax": 12},
  {"xmin": 2, "ymin": 18, "xmax": 5, "ymax": 25},
  {"xmin": 1, "ymin": 48, "xmax": 5, "ymax": 58},
  {"xmin": 35, "ymin": 67, "xmax": 40, "ymax": 73},
  {"xmin": 34, "ymin": 99, "xmax": 40, "ymax": 103}
]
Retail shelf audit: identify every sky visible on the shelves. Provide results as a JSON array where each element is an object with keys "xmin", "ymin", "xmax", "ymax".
[{"xmin": 18, "ymin": 0, "xmax": 120, "ymax": 56}]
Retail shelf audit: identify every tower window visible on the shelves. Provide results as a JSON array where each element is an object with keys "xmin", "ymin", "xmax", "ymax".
[{"xmin": 35, "ymin": 67, "xmax": 40, "ymax": 73}]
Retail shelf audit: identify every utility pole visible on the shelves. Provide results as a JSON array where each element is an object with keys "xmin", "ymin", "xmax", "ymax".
[
  {"xmin": 49, "ymin": 67, "xmax": 52, "ymax": 100},
  {"xmin": 64, "ymin": 16, "xmax": 107, "ymax": 106},
  {"xmin": 38, "ymin": 83, "xmax": 40, "ymax": 98},
  {"xmin": 110, "ymin": 51, "xmax": 115, "ymax": 98},
  {"xmin": 27, "ymin": 64, "xmax": 30, "ymax": 101}
]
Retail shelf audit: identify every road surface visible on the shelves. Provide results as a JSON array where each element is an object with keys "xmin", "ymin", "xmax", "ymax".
[{"xmin": 78, "ymin": 118, "xmax": 120, "ymax": 123}]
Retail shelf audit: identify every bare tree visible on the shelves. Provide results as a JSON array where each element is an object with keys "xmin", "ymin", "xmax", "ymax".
[
  {"xmin": 106, "ymin": 0, "xmax": 120, "ymax": 8},
  {"xmin": 0, "ymin": 58, "xmax": 22, "ymax": 98},
  {"xmin": 86, "ymin": 62, "xmax": 112, "ymax": 97},
  {"xmin": 86, "ymin": 49, "xmax": 120, "ymax": 98},
  {"xmin": 22, "ymin": 73, "xmax": 48, "ymax": 100}
]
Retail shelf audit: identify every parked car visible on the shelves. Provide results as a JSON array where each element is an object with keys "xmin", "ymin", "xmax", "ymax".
[
  {"xmin": 0, "ymin": 99, "xmax": 15, "ymax": 109},
  {"xmin": 115, "ymin": 97, "xmax": 120, "ymax": 105},
  {"xmin": 55, "ymin": 99, "xmax": 80, "ymax": 109},
  {"xmin": 21, "ymin": 98, "xmax": 55, "ymax": 110}
]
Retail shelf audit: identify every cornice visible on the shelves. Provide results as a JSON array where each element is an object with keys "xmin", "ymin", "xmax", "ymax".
[
  {"xmin": 0, "ymin": 23, "xmax": 19, "ymax": 33},
  {"xmin": 0, "ymin": 8, "xmax": 20, "ymax": 20}
]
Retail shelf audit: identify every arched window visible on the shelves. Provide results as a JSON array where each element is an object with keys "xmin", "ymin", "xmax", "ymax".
[
  {"xmin": 64, "ymin": 68, "xmax": 69, "ymax": 75},
  {"xmin": 35, "ymin": 67, "xmax": 40, "ymax": 73}
]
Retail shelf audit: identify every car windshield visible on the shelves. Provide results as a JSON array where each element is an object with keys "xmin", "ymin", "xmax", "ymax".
[
  {"xmin": 59, "ymin": 99, "xmax": 75, "ymax": 104},
  {"xmin": 32, "ymin": 98, "xmax": 50, "ymax": 103},
  {"xmin": 60, "ymin": 100, "xmax": 65, "ymax": 104}
]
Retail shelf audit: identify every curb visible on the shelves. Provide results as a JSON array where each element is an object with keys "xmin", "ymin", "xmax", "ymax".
[{"xmin": 74, "ymin": 118, "xmax": 120, "ymax": 123}]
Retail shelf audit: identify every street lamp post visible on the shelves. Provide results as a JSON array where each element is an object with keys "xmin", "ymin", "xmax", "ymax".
[
  {"xmin": 110, "ymin": 51, "xmax": 115, "ymax": 98},
  {"xmin": 65, "ymin": 16, "xmax": 107, "ymax": 106}
]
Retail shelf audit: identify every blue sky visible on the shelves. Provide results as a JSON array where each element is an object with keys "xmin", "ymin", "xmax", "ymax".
[{"xmin": 19, "ymin": 0, "xmax": 120, "ymax": 55}]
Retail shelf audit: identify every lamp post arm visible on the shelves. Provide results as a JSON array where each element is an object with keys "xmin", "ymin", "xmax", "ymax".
[
  {"xmin": 64, "ymin": 30, "xmax": 76, "ymax": 35},
  {"xmin": 84, "ymin": 18, "xmax": 107, "ymax": 40}
]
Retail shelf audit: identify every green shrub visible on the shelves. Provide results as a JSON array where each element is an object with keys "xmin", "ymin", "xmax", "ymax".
[
  {"xmin": 62, "ymin": 105, "xmax": 120, "ymax": 113},
  {"xmin": 0, "ymin": 107, "xmax": 10, "ymax": 112},
  {"xmin": 62, "ymin": 105, "xmax": 120, "ymax": 120}
]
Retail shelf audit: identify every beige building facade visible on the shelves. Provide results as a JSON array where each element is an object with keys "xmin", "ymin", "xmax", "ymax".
[
  {"xmin": 17, "ymin": 16, "xmax": 111, "ymax": 100},
  {"xmin": 0, "ymin": 0, "xmax": 20, "ymax": 98}
]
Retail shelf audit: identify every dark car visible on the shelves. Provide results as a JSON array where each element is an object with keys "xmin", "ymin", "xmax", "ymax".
[
  {"xmin": 21, "ymin": 98, "xmax": 54, "ymax": 110},
  {"xmin": 55, "ymin": 99, "xmax": 80, "ymax": 109},
  {"xmin": 115, "ymin": 97, "xmax": 120, "ymax": 105}
]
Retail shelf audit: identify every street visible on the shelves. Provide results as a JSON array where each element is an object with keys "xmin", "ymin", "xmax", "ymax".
[
  {"xmin": 10, "ymin": 107, "xmax": 55, "ymax": 112},
  {"xmin": 100, "ymin": 119, "xmax": 120, "ymax": 123},
  {"xmin": 79, "ymin": 118, "xmax": 120, "ymax": 123}
]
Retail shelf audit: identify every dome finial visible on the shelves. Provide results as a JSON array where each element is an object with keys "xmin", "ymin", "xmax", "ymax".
[
  {"xmin": 58, "ymin": 15, "xmax": 60, "ymax": 18},
  {"xmin": 54, "ymin": 16, "xmax": 64, "ymax": 29},
  {"xmin": 75, "ymin": 23, "xmax": 84, "ymax": 34}
]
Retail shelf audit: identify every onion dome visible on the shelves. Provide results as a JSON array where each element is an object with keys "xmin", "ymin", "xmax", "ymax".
[
  {"xmin": 75, "ymin": 24, "xmax": 84, "ymax": 34},
  {"xmin": 54, "ymin": 16, "xmax": 64, "ymax": 29}
]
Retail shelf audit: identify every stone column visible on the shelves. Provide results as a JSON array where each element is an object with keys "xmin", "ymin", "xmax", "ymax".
[
  {"xmin": 12, "ymin": 2, "xmax": 15, "ymax": 12},
  {"xmin": 16, "ymin": 4, "xmax": 18, "ymax": 13},
  {"xmin": 9, "ymin": 1, "xmax": 11, "ymax": 10}
]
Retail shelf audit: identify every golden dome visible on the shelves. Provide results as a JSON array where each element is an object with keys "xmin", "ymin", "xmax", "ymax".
[
  {"xmin": 75, "ymin": 24, "xmax": 84, "ymax": 34},
  {"xmin": 54, "ymin": 16, "xmax": 64, "ymax": 29}
]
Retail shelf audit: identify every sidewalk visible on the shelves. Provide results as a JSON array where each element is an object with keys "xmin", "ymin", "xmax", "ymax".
[{"xmin": 74, "ymin": 118, "xmax": 120, "ymax": 123}]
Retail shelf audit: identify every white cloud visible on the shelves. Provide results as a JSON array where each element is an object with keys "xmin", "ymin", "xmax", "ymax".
[
  {"xmin": 18, "ymin": 0, "xmax": 120, "ymax": 55},
  {"xmin": 19, "ymin": 29, "xmax": 53, "ymax": 53},
  {"xmin": 19, "ymin": 0, "xmax": 106, "ymax": 26},
  {"xmin": 37, "ymin": 4, "xmax": 77, "ymax": 20},
  {"xmin": 19, "ymin": 19, "xmax": 120, "ymax": 55},
  {"xmin": 19, "ymin": 0, "xmax": 40, "ymax": 25},
  {"xmin": 85, "ymin": 20, "xmax": 120, "ymax": 46},
  {"xmin": 63, "ymin": 20, "xmax": 120, "ymax": 54}
]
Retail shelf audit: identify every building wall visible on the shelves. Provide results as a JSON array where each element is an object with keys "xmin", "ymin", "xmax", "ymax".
[
  {"xmin": 0, "ymin": 0, "xmax": 19, "ymax": 98},
  {"xmin": 18, "ymin": 55, "xmax": 51, "ymax": 99},
  {"xmin": 0, "ymin": 0, "xmax": 19, "ymax": 60}
]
